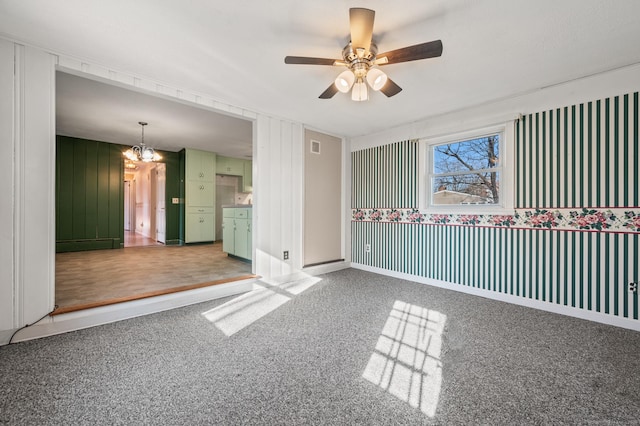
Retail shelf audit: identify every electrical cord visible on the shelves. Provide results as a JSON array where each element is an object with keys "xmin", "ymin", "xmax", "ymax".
[{"xmin": 7, "ymin": 305, "xmax": 59, "ymax": 344}]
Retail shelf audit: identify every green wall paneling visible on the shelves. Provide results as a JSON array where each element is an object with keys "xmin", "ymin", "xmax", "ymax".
[
  {"xmin": 56, "ymin": 136, "xmax": 125, "ymax": 252},
  {"xmin": 57, "ymin": 136, "xmax": 185, "ymax": 251},
  {"xmin": 178, "ymin": 149, "xmax": 186, "ymax": 244}
]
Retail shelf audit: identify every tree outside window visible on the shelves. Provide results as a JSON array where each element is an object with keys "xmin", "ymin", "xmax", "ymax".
[{"xmin": 431, "ymin": 135, "xmax": 500, "ymax": 205}]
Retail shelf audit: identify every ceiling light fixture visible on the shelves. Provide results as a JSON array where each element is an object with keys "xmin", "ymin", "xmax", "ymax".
[
  {"xmin": 336, "ymin": 42, "xmax": 387, "ymax": 101},
  {"xmin": 124, "ymin": 121, "xmax": 161, "ymax": 163}
]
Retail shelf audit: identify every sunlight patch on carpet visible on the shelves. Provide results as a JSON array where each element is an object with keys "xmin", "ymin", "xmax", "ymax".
[
  {"xmin": 362, "ymin": 300, "xmax": 446, "ymax": 418},
  {"xmin": 201, "ymin": 275, "xmax": 322, "ymax": 336}
]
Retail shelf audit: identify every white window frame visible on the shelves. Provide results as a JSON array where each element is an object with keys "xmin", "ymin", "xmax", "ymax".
[{"xmin": 419, "ymin": 123, "xmax": 514, "ymax": 214}]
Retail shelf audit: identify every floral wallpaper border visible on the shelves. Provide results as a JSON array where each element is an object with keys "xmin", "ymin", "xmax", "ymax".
[{"xmin": 351, "ymin": 208, "xmax": 640, "ymax": 234}]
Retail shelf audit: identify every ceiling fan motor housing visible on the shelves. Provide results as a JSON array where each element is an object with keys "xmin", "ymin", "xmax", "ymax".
[{"xmin": 342, "ymin": 42, "xmax": 378, "ymax": 77}]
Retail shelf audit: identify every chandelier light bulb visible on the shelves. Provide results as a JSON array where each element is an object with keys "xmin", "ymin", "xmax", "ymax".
[{"xmin": 124, "ymin": 121, "xmax": 162, "ymax": 163}]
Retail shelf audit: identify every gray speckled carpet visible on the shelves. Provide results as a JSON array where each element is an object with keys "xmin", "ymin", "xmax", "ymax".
[{"xmin": 1, "ymin": 268, "xmax": 639, "ymax": 425}]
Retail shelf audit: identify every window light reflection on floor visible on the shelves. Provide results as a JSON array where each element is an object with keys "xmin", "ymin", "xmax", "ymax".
[
  {"xmin": 202, "ymin": 275, "xmax": 322, "ymax": 336},
  {"xmin": 362, "ymin": 300, "xmax": 446, "ymax": 418}
]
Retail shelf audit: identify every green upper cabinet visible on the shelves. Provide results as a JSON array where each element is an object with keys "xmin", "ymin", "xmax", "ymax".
[
  {"xmin": 243, "ymin": 160, "xmax": 252, "ymax": 192},
  {"xmin": 216, "ymin": 155, "xmax": 244, "ymax": 176},
  {"xmin": 217, "ymin": 155, "xmax": 252, "ymax": 192},
  {"xmin": 186, "ymin": 149, "xmax": 216, "ymax": 182}
]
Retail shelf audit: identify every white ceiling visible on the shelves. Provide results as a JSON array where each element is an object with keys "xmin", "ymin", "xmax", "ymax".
[
  {"xmin": 2, "ymin": 0, "xmax": 640, "ymax": 151},
  {"xmin": 56, "ymin": 72, "xmax": 253, "ymax": 157}
]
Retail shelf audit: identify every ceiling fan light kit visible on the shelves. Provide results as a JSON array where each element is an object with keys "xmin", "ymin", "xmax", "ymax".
[
  {"xmin": 284, "ymin": 8, "xmax": 443, "ymax": 102},
  {"xmin": 351, "ymin": 79, "xmax": 369, "ymax": 102},
  {"xmin": 335, "ymin": 69, "xmax": 355, "ymax": 93}
]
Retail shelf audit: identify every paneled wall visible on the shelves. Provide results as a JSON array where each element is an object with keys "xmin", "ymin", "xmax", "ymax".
[
  {"xmin": 352, "ymin": 92, "xmax": 640, "ymax": 327},
  {"xmin": 55, "ymin": 136, "xmax": 182, "ymax": 251},
  {"xmin": 56, "ymin": 136, "xmax": 124, "ymax": 252}
]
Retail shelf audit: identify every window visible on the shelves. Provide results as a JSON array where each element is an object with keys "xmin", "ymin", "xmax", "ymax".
[{"xmin": 422, "ymin": 125, "xmax": 512, "ymax": 212}]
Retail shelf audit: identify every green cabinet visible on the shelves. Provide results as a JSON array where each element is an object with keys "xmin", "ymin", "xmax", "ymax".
[
  {"xmin": 184, "ymin": 149, "xmax": 216, "ymax": 243},
  {"xmin": 217, "ymin": 155, "xmax": 252, "ymax": 193},
  {"xmin": 186, "ymin": 208, "xmax": 215, "ymax": 244},
  {"xmin": 243, "ymin": 160, "xmax": 253, "ymax": 192},
  {"xmin": 222, "ymin": 207, "xmax": 252, "ymax": 261},
  {"xmin": 186, "ymin": 149, "xmax": 215, "ymax": 181},
  {"xmin": 222, "ymin": 209, "xmax": 236, "ymax": 254},
  {"xmin": 216, "ymin": 156, "xmax": 244, "ymax": 176}
]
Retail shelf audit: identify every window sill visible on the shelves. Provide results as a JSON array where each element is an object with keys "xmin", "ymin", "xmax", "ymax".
[{"xmin": 421, "ymin": 206, "xmax": 516, "ymax": 216}]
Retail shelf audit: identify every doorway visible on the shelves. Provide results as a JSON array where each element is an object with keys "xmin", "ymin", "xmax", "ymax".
[
  {"xmin": 123, "ymin": 161, "xmax": 166, "ymax": 248},
  {"xmin": 54, "ymin": 70, "xmax": 255, "ymax": 313}
]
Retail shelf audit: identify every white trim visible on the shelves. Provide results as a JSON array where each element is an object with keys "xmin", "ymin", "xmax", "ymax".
[
  {"xmin": 13, "ymin": 43, "xmax": 24, "ymax": 329},
  {"xmin": 420, "ymin": 123, "xmax": 513, "ymax": 214},
  {"xmin": 8, "ymin": 278, "xmax": 255, "ymax": 344},
  {"xmin": 351, "ymin": 263, "xmax": 640, "ymax": 332},
  {"xmin": 302, "ymin": 260, "xmax": 350, "ymax": 276}
]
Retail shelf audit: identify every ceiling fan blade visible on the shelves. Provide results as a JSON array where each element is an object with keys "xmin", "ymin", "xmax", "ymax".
[
  {"xmin": 284, "ymin": 56, "xmax": 338, "ymax": 65},
  {"xmin": 319, "ymin": 83, "xmax": 339, "ymax": 99},
  {"xmin": 380, "ymin": 78, "xmax": 402, "ymax": 97},
  {"xmin": 349, "ymin": 8, "xmax": 375, "ymax": 51},
  {"xmin": 377, "ymin": 40, "xmax": 443, "ymax": 65}
]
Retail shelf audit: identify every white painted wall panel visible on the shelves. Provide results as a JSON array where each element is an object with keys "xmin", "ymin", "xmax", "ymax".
[
  {"xmin": 0, "ymin": 39, "xmax": 15, "ymax": 333},
  {"xmin": 20, "ymin": 46, "xmax": 56, "ymax": 323}
]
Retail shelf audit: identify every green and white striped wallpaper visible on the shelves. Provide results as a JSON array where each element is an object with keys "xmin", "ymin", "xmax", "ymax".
[
  {"xmin": 351, "ymin": 92, "xmax": 640, "ymax": 322},
  {"xmin": 351, "ymin": 140, "xmax": 419, "ymax": 209},
  {"xmin": 516, "ymin": 93, "xmax": 639, "ymax": 208}
]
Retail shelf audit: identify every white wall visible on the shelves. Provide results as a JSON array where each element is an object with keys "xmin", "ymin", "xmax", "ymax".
[
  {"xmin": 0, "ymin": 41, "xmax": 56, "ymax": 345},
  {"xmin": 0, "ymin": 38, "xmax": 319, "ymax": 344},
  {"xmin": 133, "ymin": 163, "xmax": 153, "ymax": 238},
  {"xmin": 0, "ymin": 39, "xmax": 15, "ymax": 342}
]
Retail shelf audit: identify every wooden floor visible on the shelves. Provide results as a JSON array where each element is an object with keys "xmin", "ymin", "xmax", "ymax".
[
  {"xmin": 124, "ymin": 230, "xmax": 163, "ymax": 247},
  {"xmin": 55, "ymin": 241, "xmax": 254, "ymax": 314}
]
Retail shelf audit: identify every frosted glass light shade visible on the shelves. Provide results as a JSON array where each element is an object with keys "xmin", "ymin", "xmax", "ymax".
[
  {"xmin": 351, "ymin": 80, "xmax": 368, "ymax": 101},
  {"xmin": 366, "ymin": 68, "xmax": 388, "ymax": 91},
  {"xmin": 141, "ymin": 147, "xmax": 155, "ymax": 162},
  {"xmin": 335, "ymin": 70, "xmax": 355, "ymax": 93}
]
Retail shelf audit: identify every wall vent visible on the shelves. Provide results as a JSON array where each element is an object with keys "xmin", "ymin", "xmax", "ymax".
[{"xmin": 310, "ymin": 139, "xmax": 321, "ymax": 154}]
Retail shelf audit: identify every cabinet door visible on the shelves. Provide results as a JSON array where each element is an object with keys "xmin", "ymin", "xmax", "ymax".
[
  {"xmin": 243, "ymin": 160, "xmax": 252, "ymax": 192},
  {"xmin": 186, "ymin": 149, "xmax": 215, "ymax": 182},
  {"xmin": 222, "ymin": 217, "xmax": 235, "ymax": 254},
  {"xmin": 186, "ymin": 213, "xmax": 214, "ymax": 243},
  {"xmin": 186, "ymin": 181, "xmax": 214, "ymax": 207},
  {"xmin": 234, "ymin": 218, "xmax": 249, "ymax": 259},
  {"xmin": 217, "ymin": 156, "xmax": 243, "ymax": 176},
  {"xmin": 246, "ymin": 220, "xmax": 252, "ymax": 261}
]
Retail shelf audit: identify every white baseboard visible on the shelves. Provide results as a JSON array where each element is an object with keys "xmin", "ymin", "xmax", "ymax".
[
  {"xmin": 352, "ymin": 263, "xmax": 640, "ymax": 332},
  {"xmin": 302, "ymin": 261, "xmax": 351, "ymax": 276},
  {"xmin": 7, "ymin": 278, "xmax": 254, "ymax": 344}
]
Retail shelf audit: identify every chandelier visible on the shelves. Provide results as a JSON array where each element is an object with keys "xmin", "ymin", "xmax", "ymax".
[{"xmin": 124, "ymin": 121, "xmax": 161, "ymax": 163}]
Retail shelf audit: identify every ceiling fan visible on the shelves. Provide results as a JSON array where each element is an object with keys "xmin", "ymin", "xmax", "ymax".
[{"xmin": 284, "ymin": 8, "xmax": 443, "ymax": 101}]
